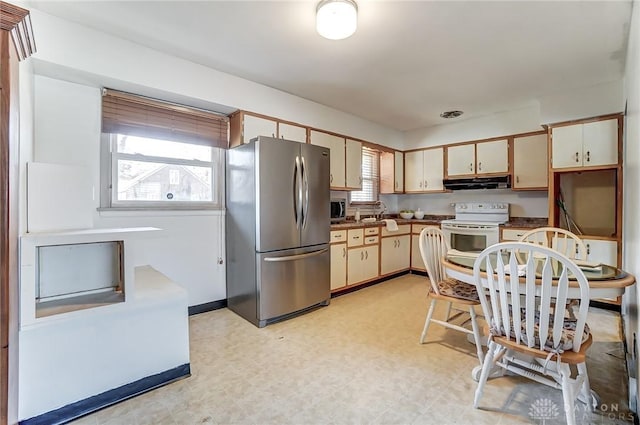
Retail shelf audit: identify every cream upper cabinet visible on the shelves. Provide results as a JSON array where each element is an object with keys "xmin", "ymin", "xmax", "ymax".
[
  {"xmin": 404, "ymin": 151, "xmax": 423, "ymax": 192},
  {"xmin": 345, "ymin": 139, "xmax": 362, "ymax": 190},
  {"xmin": 243, "ymin": 114, "xmax": 277, "ymax": 143},
  {"xmin": 394, "ymin": 151, "xmax": 404, "ymax": 192},
  {"xmin": 447, "ymin": 144, "xmax": 475, "ymax": 176},
  {"xmin": 513, "ymin": 134, "xmax": 548, "ymax": 189},
  {"xmin": 310, "ymin": 130, "xmax": 346, "ymax": 189},
  {"xmin": 582, "ymin": 120, "xmax": 619, "ymax": 167},
  {"xmin": 476, "ymin": 139, "xmax": 509, "ymax": 174},
  {"xmin": 423, "ymin": 147, "xmax": 444, "ymax": 191},
  {"xmin": 330, "ymin": 243, "xmax": 347, "ymax": 290},
  {"xmin": 447, "ymin": 140, "xmax": 508, "ymax": 177},
  {"xmin": 278, "ymin": 123, "xmax": 307, "ymax": 143},
  {"xmin": 551, "ymin": 119, "xmax": 618, "ymax": 169},
  {"xmin": 404, "ymin": 148, "xmax": 443, "ymax": 192}
]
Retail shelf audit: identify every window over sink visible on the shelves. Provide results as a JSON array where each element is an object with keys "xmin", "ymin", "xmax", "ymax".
[{"xmin": 350, "ymin": 146, "xmax": 380, "ymax": 204}]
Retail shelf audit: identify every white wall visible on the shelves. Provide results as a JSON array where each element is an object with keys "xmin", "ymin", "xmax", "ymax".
[
  {"xmin": 539, "ymin": 80, "xmax": 624, "ymax": 124},
  {"xmin": 397, "ymin": 190, "xmax": 549, "ymax": 218},
  {"xmin": 26, "ymin": 9, "xmax": 404, "ymax": 307},
  {"xmin": 623, "ymin": 0, "xmax": 640, "ymax": 414},
  {"xmin": 28, "ymin": 9, "xmax": 404, "ymax": 149},
  {"xmin": 403, "ymin": 104, "xmax": 544, "ymax": 150}
]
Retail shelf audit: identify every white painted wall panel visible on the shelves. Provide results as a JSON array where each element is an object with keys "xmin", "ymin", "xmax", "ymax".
[{"xmin": 27, "ymin": 162, "xmax": 93, "ymax": 232}]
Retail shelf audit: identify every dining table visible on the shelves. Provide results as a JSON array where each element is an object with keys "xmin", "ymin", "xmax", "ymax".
[
  {"xmin": 441, "ymin": 249, "xmax": 636, "ymax": 402},
  {"xmin": 442, "ymin": 251, "xmax": 636, "ymax": 300}
]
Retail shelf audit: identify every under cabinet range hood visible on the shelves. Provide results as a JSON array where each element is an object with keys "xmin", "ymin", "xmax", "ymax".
[{"xmin": 443, "ymin": 175, "xmax": 510, "ymax": 190}]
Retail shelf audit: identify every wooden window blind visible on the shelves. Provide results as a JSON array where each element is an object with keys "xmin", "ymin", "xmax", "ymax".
[
  {"xmin": 351, "ymin": 146, "xmax": 380, "ymax": 203},
  {"xmin": 102, "ymin": 89, "xmax": 228, "ymax": 148}
]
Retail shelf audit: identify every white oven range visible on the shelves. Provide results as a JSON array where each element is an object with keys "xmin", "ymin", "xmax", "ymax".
[{"xmin": 441, "ymin": 202, "xmax": 509, "ymax": 252}]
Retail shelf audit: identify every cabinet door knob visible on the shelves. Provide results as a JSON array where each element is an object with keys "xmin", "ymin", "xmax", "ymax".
[
  {"xmin": 361, "ymin": 251, "xmax": 364, "ymax": 260},
  {"xmin": 575, "ymin": 152, "xmax": 580, "ymax": 162},
  {"xmin": 586, "ymin": 244, "xmax": 591, "ymax": 255},
  {"xmin": 586, "ymin": 151, "xmax": 591, "ymax": 162},
  {"xmin": 478, "ymin": 162, "xmax": 482, "ymax": 171},
  {"xmin": 330, "ymin": 174, "xmax": 333, "ymax": 183},
  {"xmin": 342, "ymin": 247, "xmax": 346, "ymax": 258},
  {"xmin": 469, "ymin": 163, "xmax": 473, "ymax": 171},
  {"xmin": 419, "ymin": 181, "xmax": 423, "ymax": 188},
  {"xmin": 365, "ymin": 250, "xmax": 368, "ymax": 260},
  {"xmin": 424, "ymin": 180, "xmax": 428, "ymax": 188},
  {"xmin": 516, "ymin": 175, "xmax": 520, "ymax": 183}
]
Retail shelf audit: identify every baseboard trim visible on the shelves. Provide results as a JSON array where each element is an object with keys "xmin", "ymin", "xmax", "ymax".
[
  {"xmin": 188, "ymin": 299, "xmax": 227, "ymax": 315},
  {"xmin": 589, "ymin": 300, "xmax": 622, "ymax": 312},
  {"xmin": 331, "ymin": 270, "xmax": 411, "ymax": 298},
  {"xmin": 19, "ymin": 363, "xmax": 191, "ymax": 425}
]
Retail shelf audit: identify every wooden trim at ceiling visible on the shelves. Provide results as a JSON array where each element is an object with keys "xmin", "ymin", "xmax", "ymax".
[{"xmin": 0, "ymin": 1, "xmax": 35, "ymax": 61}]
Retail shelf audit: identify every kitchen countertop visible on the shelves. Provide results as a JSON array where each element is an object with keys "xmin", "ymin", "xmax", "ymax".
[
  {"xmin": 502, "ymin": 217, "xmax": 549, "ymax": 228},
  {"xmin": 331, "ymin": 215, "xmax": 449, "ymax": 230},
  {"xmin": 331, "ymin": 215, "xmax": 548, "ymax": 230}
]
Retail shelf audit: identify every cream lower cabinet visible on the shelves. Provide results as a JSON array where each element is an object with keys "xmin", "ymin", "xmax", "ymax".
[
  {"xmin": 410, "ymin": 224, "xmax": 438, "ymax": 271},
  {"xmin": 410, "ymin": 235, "xmax": 425, "ymax": 272},
  {"xmin": 580, "ymin": 238, "xmax": 618, "ymax": 267},
  {"xmin": 347, "ymin": 245, "xmax": 379, "ymax": 285},
  {"xmin": 381, "ymin": 234, "xmax": 410, "ymax": 275},
  {"xmin": 330, "ymin": 243, "xmax": 347, "ymax": 290}
]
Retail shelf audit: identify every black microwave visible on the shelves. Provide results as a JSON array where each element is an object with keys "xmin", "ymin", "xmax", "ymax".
[{"xmin": 330, "ymin": 199, "xmax": 346, "ymax": 221}]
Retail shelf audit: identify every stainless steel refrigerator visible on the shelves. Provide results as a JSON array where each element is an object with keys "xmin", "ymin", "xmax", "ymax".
[{"xmin": 226, "ymin": 136, "xmax": 331, "ymax": 327}]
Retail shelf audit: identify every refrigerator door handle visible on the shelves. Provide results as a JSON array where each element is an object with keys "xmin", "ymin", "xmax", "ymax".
[
  {"xmin": 263, "ymin": 248, "xmax": 329, "ymax": 262},
  {"xmin": 301, "ymin": 155, "xmax": 309, "ymax": 229},
  {"xmin": 294, "ymin": 155, "xmax": 302, "ymax": 229}
]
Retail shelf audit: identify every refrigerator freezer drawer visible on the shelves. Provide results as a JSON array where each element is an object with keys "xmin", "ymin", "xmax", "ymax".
[{"xmin": 256, "ymin": 244, "xmax": 330, "ymax": 326}]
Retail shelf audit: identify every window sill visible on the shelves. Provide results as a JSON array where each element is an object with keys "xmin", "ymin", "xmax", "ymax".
[{"xmin": 97, "ymin": 207, "xmax": 224, "ymax": 218}]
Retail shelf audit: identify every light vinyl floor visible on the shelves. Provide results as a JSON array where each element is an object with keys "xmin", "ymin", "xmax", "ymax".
[{"xmin": 71, "ymin": 274, "xmax": 632, "ymax": 425}]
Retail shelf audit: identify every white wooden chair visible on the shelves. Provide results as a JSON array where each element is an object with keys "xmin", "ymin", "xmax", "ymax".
[
  {"xmin": 518, "ymin": 226, "xmax": 587, "ymax": 261},
  {"xmin": 472, "ymin": 242, "xmax": 594, "ymax": 425},
  {"xmin": 418, "ymin": 227, "xmax": 484, "ymax": 365}
]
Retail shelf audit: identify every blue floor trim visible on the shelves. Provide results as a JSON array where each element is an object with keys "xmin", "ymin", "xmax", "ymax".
[{"xmin": 20, "ymin": 363, "xmax": 191, "ymax": 425}]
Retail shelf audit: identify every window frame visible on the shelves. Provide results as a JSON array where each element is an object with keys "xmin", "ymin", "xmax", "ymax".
[
  {"xmin": 350, "ymin": 146, "xmax": 380, "ymax": 206},
  {"xmin": 102, "ymin": 133, "xmax": 224, "ymax": 210},
  {"xmin": 100, "ymin": 89, "xmax": 228, "ymax": 211}
]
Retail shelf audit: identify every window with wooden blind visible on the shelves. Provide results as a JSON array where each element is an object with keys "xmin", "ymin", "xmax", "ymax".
[
  {"xmin": 350, "ymin": 146, "xmax": 380, "ymax": 204},
  {"xmin": 100, "ymin": 89, "xmax": 228, "ymax": 209}
]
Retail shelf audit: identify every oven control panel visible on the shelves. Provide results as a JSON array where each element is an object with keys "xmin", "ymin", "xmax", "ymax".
[{"xmin": 454, "ymin": 202, "xmax": 509, "ymax": 213}]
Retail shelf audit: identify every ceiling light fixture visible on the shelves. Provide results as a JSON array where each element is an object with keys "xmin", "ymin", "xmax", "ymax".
[
  {"xmin": 440, "ymin": 110, "xmax": 464, "ymax": 119},
  {"xmin": 316, "ymin": 0, "xmax": 358, "ymax": 40}
]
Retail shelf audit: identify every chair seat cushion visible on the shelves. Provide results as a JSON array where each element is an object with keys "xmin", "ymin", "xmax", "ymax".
[
  {"xmin": 497, "ymin": 311, "xmax": 591, "ymax": 352},
  {"xmin": 436, "ymin": 279, "xmax": 479, "ymax": 301}
]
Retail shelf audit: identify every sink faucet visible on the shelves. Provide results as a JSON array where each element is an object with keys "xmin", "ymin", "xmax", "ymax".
[{"xmin": 377, "ymin": 201, "xmax": 387, "ymax": 220}]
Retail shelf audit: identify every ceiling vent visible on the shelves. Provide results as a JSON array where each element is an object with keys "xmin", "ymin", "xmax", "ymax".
[{"xmin": 440, "ymin": 110, "xmax": 464, "ymax": 119}]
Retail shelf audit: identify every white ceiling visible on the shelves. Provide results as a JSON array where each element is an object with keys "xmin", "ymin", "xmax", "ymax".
[{"xmin": 28, "ymin": 1, "xmax": 632, "ymax": 131}]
